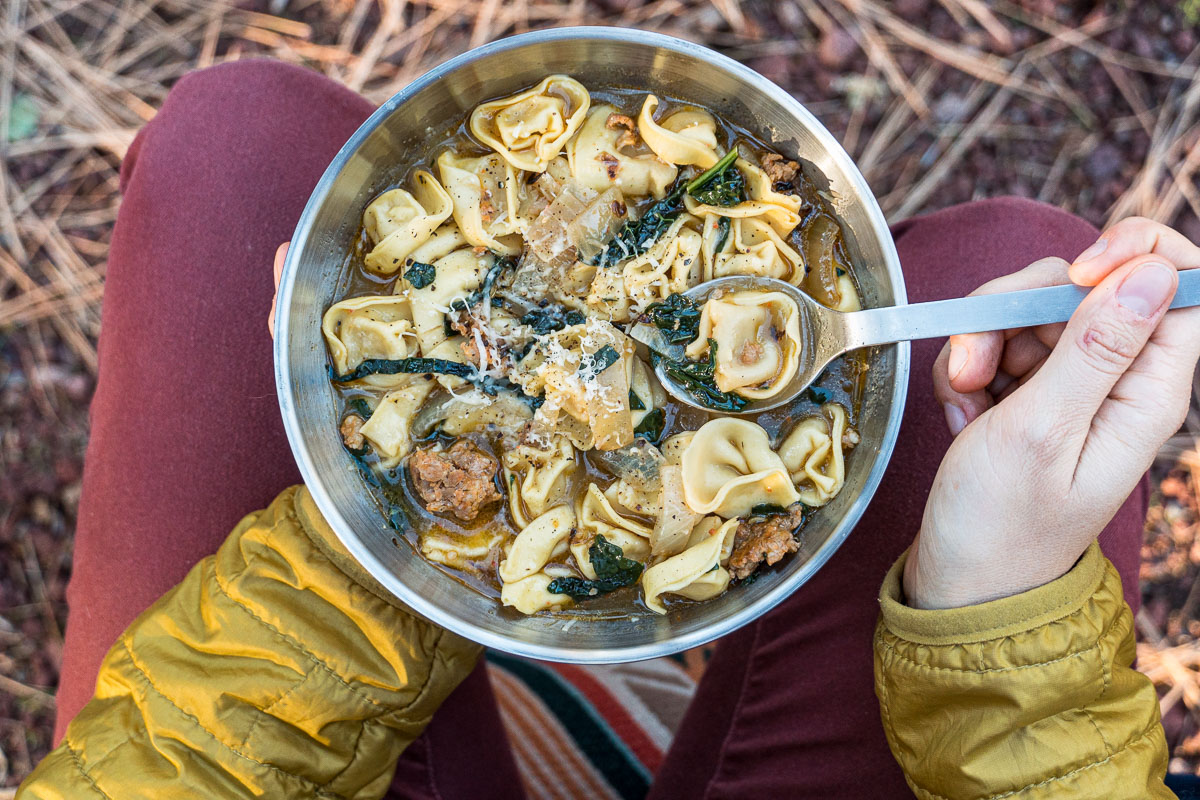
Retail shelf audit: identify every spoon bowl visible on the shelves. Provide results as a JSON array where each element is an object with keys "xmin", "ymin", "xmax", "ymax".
[{"xmin": 652, "ymin": 276, "xmax": 833, "ymax": 414}]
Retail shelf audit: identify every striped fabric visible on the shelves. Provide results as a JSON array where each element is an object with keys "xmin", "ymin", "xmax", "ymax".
[{"xmin": 485, "ymin": 651, "xmax": 708, "ymax": 800}]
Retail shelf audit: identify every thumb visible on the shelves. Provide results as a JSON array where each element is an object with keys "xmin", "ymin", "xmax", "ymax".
[{"xmin": 1020, "ymin": 255, "xmax": 1178, "ymax": 445}]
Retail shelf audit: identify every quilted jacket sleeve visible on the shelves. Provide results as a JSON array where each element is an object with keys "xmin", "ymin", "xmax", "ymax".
[
  {"xmin": 875, "ymin": 542, "xmax": 1170, "ymax": 800},
  {"xmin": 18, "ymin": 485, "xmax": 480, "ymax": 800}
]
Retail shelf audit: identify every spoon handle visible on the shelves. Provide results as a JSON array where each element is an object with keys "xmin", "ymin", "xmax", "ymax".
[{"xmin": 843, "ymin": 267, "xmax": 1200, "ymax": 349}]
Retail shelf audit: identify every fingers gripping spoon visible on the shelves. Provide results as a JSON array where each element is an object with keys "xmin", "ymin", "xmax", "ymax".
[{"xmin": 654, "ymin": 270, "xmax": 1200, "ymax": 414}]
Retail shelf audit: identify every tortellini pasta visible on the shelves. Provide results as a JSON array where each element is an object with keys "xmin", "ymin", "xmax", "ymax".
[
  {"xmin": 358, "ymin": 375, "xmax": 437, "ymax": 469},
  {"xmin": 779, "ymin": 403, "xmax": 853, "ymax": 507},
  {"xmin": 499, "ymin": 506, "xmax": 577, "ymax": 614},
  {"xmin": 637, "ymin": 96, "xmax": 719, "ymax": 168},
  {"xmin": 362, "ymin": 171, "xmax": 455, "ymax": 274},
  {"xmin": 499, "ymin": 505, "xmax": 576, "ymax": 584},
  {"xmin": 470, "ymin": 75, "xmax": 591, "ymax": 172},
  {"xmin": 437, "ymin": 151, "xmax": 525, "ymax": 254},
  {"xmin": 406, "ymin": 248, "xmax": 491, "ymax": 354},
  {"xmin": 679, "ymin": 418, "xmax": 799, "ymax": 518},
  {"xmin": 571, "ymin": 484, "xmax": 651, "ymax": 578},
  {"xmin": 702, "ymin": 215, "xmax": 805, "ymax": 284},
  {"xmin": 622, "ymin": 213, "xmax": 704, "ymax": 312},
  {"xmin": 684, "ymin": 289, "xmax": 803, "ymax": 400},
  {"xmin": 502, "ymin": 435, "xmax": 578, "ymax": 529},
  {"xmin": 641, "ymin": 516, "xmax": 738, "ymax": 614},
  {"xmin": 321, "ymin": 295, "xmax": 416, "ymax": 384},
  {"xmin": 421, "ymin": 528, "xmax": 505, "ymax": 570},
  {"xmin": 567, "ymin": 104, "xmax": 678, "ymax": 199}
]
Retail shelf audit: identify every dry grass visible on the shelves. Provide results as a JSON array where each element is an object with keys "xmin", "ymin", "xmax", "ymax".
[{"xmin": 2, "ymin": 0, "xmax": 1200, "ymax": 787}]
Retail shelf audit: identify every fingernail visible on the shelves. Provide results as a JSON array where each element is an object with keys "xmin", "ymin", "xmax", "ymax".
[
  {"xmin": 1074, "ymin": 238, "xmax": 1107, "ymax": 264},
  {"xmin": 947, "ymin": 344, "xmax": 967, "ymax": 380},
  {"xmin": 1116, "ymin": 262, "xmax": 1175, "ymax": 318},
  {"xmin": 943, "ymin": 403, "xmax": 967, "ymax": 436}
]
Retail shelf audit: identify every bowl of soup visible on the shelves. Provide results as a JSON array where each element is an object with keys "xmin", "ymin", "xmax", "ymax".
[{"xmin": 275, "ymin": 26, "xmax": 909, "ymax": 662}]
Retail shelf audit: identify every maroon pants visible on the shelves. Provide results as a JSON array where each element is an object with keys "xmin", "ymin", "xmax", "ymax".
[{"xmin": 59, "ymin": 60, "xmax": 1145, "ymax": 799}]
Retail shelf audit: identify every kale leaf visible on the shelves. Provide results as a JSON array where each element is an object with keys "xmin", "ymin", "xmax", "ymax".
[
  {"xmin": 332, "ymin": 357, "xmax": 521, "ymax": 399},
  {"xmin": 749, "ymin": 503, "xmax": 790, "ymax": 516},
  {"xmin": 345, "ymin": 397, "xmax": 373, "ymax": 421},
  {"xmin": 404, "ymin": 260, "xmax": 436, "ymax": 289},
  {"xmin": 520, "ymin": 305, "xmax": 586, "ymax": 335},
  {"xmin": 633, "ymin": 407, "xmax": 666, "ymax": 443},
  {"xmin": 548, "ymin": 535, "xmax": 644, "ymax": 599},
  {"xmin": 448, "ymin": 256, "xmax": 515, "ymax": 312},
  {"xmin": 688, "ymin": 149, "xmax": 744, "ymax": 207},
  {"xmin": 806, "ymin": 386, "xmax": 832, "ymax": 405},
  {"xmin": 657, "ymin": 340, "xmax": 749, "ymax": 412},
  {"xmin": 712, "ymin": 215, "xmax": 731, "ymax": 254},
  {"xmin": 579, "ymin": 344, "xmax": 620, "ymax": 381},
  {"xmin": 645, "ymin": 292, "xmax": 702, "ymax": 345}
]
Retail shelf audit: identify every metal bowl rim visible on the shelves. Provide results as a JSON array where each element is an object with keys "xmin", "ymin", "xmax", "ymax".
[{"xmin": 274, "ymin": 25, "xmax": 911, "ymax": 663}]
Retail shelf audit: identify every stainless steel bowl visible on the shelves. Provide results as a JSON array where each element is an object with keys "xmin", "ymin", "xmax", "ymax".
[{"xmin": 275, "ymin": 27, "xmax": 909, "ymax": 663}]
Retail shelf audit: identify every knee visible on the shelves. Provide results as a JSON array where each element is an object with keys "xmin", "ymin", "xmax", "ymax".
[{"xmin": 946, "ymin": 196, "xmax": 1097, "ymax": 240}]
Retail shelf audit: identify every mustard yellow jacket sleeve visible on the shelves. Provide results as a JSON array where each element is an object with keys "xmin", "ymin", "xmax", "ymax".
[
  {"xmin": 874, "ymin": 542, "xmax": 1170, "ymax": 800},
  {"xmin": 19, "ymin": 486, "xmax": 480, "ymax": 800}
]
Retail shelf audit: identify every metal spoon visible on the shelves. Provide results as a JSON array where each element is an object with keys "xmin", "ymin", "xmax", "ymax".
[{"xmin": 655, "ymin": 270, "xmax": 1200, "ymax": 414}]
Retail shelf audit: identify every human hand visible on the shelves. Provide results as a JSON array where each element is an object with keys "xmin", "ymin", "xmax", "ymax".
[
  {"xmin": 268, "ymin": 242, "xmax": 289, "ymax": 339},
  {"xmin": 906, "ymin": 218, "xmax": 1200, "ymax": 609}
]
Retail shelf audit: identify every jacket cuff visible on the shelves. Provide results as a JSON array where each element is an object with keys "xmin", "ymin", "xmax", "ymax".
[
  {"xmin": 293, "ymin": 485, "xmax": 413, "ymax": 610},
  {"xmin": 879, "ymin": 541, "xmax": 1106, "ymax": 646}
]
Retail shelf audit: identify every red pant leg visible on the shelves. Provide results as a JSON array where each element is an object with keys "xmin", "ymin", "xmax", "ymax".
[
  {"xmin": 648, "ymin": 198, "xmax": 1149, "ymax": 799},
  {"xmin": 57, "ymin": 60, "xmax": 524, "ymax": 800}
]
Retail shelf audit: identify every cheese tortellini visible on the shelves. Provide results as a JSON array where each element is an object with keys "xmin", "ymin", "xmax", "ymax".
[
  {"xmin": 567, "ymin": 104, "xmax": 678, "ymax": 199},
  {"xmin": 362, "ymin": 171, "xmax": 455, "ymax": 274},
  {"xmin": 500, "ymin": 506, "xmax": 576, "ymax": 614},
  {"xmin": 779, "ymin": 403, "xmax": 854, "ymax": 507},
  {"xmin": 321, "ymin": 295, "xmax": 416, "ymax": 383},
  {"xmin": 470, "ymin": 75, "xmax": 591, "ymax": 172},
  {"xmin": 684, "ymin": 289, "xmax": 803, "ymax": 401},
  {"xmin": 641, "ymin": 516, "xmax": 738, "ymax": 614},
  {"xmin": 323, "ymin": 76, "xmax": 868, "ymax": 618},
  {"xmin": 679, "ymin": 418, "xmax": 800, "ymax": 518},
  {"xmin": 638, "ymin": 95, "xmax": 719, "ymax": 168}
]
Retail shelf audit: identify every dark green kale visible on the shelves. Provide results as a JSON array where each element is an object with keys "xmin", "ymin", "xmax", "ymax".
[
  {"xmin": 591, "ymin": 148, "xmax": 741, "ymax": 269},
  {"xmin": 548, "ymin": 535, "xmax": 644, "ymax": 599},
  {"xmin": 448, "ymin": 256, "xmax": 515, "ymax": 312},
  {"xmin": 333, "ymin": 357, "xmax": 519, "ymax": 398},
  {"xmin": 633, "ymin": 407, "xmax": 666, "ymax": 443},
  {"xmin": 806, "ymin": 386, "xmax": 832, "ymax": 405},
  {"xmin": 712, "ymin": 215, "xmax": 731, "ymax": 254},
  {"xmin": 520, "ymin": 305, "xmax": 587, "ymax": 335},
  {"xmin": 657, "ymin": 339, "xmax": 748, "ymax": 412},
  {"xmin": 628, "ymin": 389, "xmax": 646, "ymax": 411},
  {"xmin": 404, "ymin": 260, "xmax": 436, "ymax": 289},
  {"xmin": 687, "ymin": 148, "xmax": 744, "ymax": 207},
  {"xmin": 579, "ymin": 344, "xmax": 620, "ymax": 381},
  {"xmin": 345, "ymin": 397, "xmax": 373, "ymax": 421},
  {"xmin": 749, "ymin": 503, "xmax": 791, "ymax": 516},
  {"xmin": 645, "ymin": 292, "xmax": 702, "ymax": 345}
]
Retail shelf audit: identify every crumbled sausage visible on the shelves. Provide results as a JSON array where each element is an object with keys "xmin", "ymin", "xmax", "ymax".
[
  {"xmin": 728, "ymin": 504, "xmax": 806, "ymax": 580},
  {"xmin": 738, "ymin": 341, "xmax": 764, "ymax": 366},
  {"xmin": 761, "ymin": 153, "xmax": 800, "ymax": 184},
  {"xmin": 479, "ymin": 197, "xmax": 496, "ymax": 224},
  {"xmin": 340, "ymin": 414, "xmax": 365, "ymax": 451},
  {"xmin": 409, "ymin": 440, "xmax": 503, "ymax": 521},
  {"xmin": 606, "ymin": 113, "xmax": 639, "ymax": 150},
  {"xmin": 843, "ymin": 426, "xmax": 861, "ymax": 449},
  {"xmin": 598, "ymin": 151, "xmax": 621, "ymax": 180}
]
